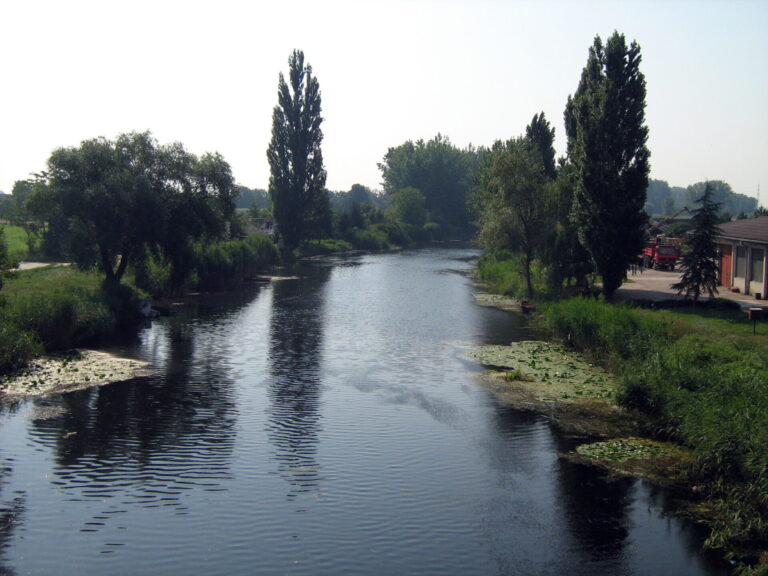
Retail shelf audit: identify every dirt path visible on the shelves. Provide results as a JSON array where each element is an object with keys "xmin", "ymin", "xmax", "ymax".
[{"xmin": 16, "ymin": 261, "xmax": 70, "ymax": 271}]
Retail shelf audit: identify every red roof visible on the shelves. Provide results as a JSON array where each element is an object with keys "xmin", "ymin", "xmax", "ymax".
[{"xmin": 717, "ymin": 217, "xmax": 768, "ymax": 245}]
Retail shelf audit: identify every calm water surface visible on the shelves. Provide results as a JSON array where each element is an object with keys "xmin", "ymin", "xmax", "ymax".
[{"xmin": 0, "ymin": 247, "xmax": 729, "ymax": 575}]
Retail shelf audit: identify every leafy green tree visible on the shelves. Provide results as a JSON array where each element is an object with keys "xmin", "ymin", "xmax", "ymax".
[
  {"xmin": 267, "ymin": 49, "xmax": 328, "ymax": 250},
  {"xmin": 35, "ymin": 131, "xmax": 236, "ymax": 285},
  {"xmin": 378, "ymin": 134, "xmax": 478, "ymax": 234},
  {"xmin": 566, "ymin": 32, "xmax": 650, "ymax": 298},
  {"xmin": 389, "ymin": 187, "xmax": 427, "ymax": 227},
  {"xmin": 672, "ymin": 183, "xmax": 722, "ymax": 302},
  {"xmin": 543, "ymin": 161, "xmax": 594, "ymax": 292},
  {"xmin": 476, "ymin": 137, "xmax": 551, "ymax": 298}
]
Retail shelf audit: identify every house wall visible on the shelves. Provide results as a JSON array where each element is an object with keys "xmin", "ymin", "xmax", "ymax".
[
  {"xmin": 750, "ymin": 247, "xmax": 766, "ymax": 298},
  {"xmin": 720, "ymin": 245, "xmax": 732, "ymax": 289},
  {"xmin": 721, "ymin": 242, "xmax": 768, "ymax": 298}
]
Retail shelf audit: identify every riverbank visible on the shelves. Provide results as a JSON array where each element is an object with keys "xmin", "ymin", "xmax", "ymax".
[
  {"xmin": 472, "ymin": 286, "xmax": 768, "ymax": 572},
  {"xmin": 468, "ymin": 306, "xmax": 690, "ymax": 484}
]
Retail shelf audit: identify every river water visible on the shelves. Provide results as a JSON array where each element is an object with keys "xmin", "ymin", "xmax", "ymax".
[{"xmin": 0, "ymin": 247, "xmax": 729, "ymax": 575}]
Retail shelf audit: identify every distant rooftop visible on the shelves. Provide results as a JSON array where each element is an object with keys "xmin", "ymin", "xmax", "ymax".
[{"xmin": 716, "ymin": 216, "xmax": 768, "ymax": 245}]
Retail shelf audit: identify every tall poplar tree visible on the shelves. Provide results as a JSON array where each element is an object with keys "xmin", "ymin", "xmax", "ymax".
[
  {"xmin": 267, "ymin": 49, "xmax": 327, "ymax": 250},
  {"xmin": 566, "ymin": 32, "xmax": 650, "ymax": 297}
]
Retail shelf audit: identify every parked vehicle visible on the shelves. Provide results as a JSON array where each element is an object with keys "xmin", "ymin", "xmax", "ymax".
[{"xmin": 643, "ymin": 237, "xmax": 681, "ymax": 270}]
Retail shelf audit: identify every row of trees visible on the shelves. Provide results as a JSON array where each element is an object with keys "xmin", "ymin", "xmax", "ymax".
[
  {"xmin": 474, "ymin": 32, "xmax": 650, "ymax": 299},
  {"xmin": 6, "ymin": 42, "xmax": 736, "ymax": 297},
  {"xmin": 646, "ymin": 179, "xmax": 758, "ymax": 218},
  {"xmin": 264, "ymin": 50, "xmax": 480, "ymax": 250}
]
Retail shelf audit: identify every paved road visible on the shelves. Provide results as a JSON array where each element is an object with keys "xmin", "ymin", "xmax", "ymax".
[{"xmin": 615, "ymin": 267, "xmax": 767, "ymax": 310}]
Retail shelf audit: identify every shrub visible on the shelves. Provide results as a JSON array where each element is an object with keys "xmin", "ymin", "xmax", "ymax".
[
  {"xmin": 298, "ymin": 238, "xmax": 353, "ymax": 257},
  {"xmin": 542, "ymin": 296, "xmax": 768, "ymax": 551},
  {"xmin": 352, "ymin": 227, "xmax": 389, "ymax": 251},
  {"xmin": 477, "ymin": 251, "xmax": 551, "ymax": 298},
  {"xmin": 195, "ymin": 234, "xmax": 280, "ymax": 291},
  {"xmin": 7, "ymin": 290, "xmax": 113, "ymax": 351},
  {"xmin": 0, "ymin": 319, "xmax": 41, "ymax": 373}
]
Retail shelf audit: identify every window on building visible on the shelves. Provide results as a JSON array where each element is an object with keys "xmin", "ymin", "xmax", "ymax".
[
  {"xmin": 751, "ymin": 248, "xmax": 765, "ymax": 283},
  {"xmin": 735, "ymin": 246, "xmax": 747, "ymax": 277}
]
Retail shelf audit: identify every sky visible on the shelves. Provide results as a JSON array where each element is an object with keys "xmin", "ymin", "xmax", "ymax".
[{"xmin": 1, "ymin": 0, "xmax": 766, "ymax": 203}]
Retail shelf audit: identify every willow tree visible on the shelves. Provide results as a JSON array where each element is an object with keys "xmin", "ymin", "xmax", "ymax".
[
  {"xmin": 37, "ymin": 131, "xmax": 236, "ymax": 286},
  {"xmin": 267, "ymin": 49, "xmax": 327, "ymax": 250},
  {"xmin": 566, "ymin": 32, "xmax": 650, "ymax": 297}
]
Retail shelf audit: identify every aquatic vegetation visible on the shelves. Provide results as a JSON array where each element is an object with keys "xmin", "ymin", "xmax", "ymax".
[
  {"xmin": 576, "ymin": 437, "xmax": 674, "ymax": 462},
  {"xmin": 468, "ymin": 340, "xmax": 615, "ymax": 401},
  {"xmin": 0, "ymin": 349, "xmax": 151, "ymax": 398}
]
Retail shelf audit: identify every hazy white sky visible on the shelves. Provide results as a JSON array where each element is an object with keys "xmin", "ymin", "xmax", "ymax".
[{"xmin": 1, "ymin": 0, "xmax": 766, "ymax": 202}]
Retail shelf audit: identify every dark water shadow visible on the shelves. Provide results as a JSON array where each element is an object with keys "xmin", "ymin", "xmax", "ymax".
[
  {"xmin": 266, "ymin": 264, "xmax": 331, "ymax": 501},
  {"xmin": 26, "ymin": 316, "xmax": 239, "ymax": 519}
]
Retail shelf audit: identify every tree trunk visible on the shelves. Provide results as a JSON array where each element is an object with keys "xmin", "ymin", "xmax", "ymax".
[{"xmin": 524, "ymin": 253, "xmax": 534, "ymax": 299}]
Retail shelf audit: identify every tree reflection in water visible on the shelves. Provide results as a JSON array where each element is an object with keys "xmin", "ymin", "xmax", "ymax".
[
  {"xmin": 0, "ymin": 402, "xmax": 23, "ymax": 576},
  {"xmin": 266, "ymin": 264, "xmax": 330, "ymax": 501},
  {"xmin": 25, "ymin": 318, "xmax": 238, "ymax": 519}
]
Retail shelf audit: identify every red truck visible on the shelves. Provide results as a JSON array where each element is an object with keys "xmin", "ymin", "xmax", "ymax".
[{"xmin": 643, "ymin": 238, "xmax": 680, "ymax": 270}]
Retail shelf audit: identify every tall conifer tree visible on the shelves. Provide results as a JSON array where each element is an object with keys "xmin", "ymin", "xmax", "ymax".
[
  {"xmin": 267, "ymin": 50, "xmax": 327, "ymax": 250},
  {"xmin": 672, "ymin": 183, "xmax": 722, "ymax": 302},
  {"xmin": 566, "ymin": 32, "xmax": 650, "ymax": 297}
]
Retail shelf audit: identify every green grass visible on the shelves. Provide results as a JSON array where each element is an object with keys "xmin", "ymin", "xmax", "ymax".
[
  {"xmin": 476, "ymin": 251, "xmax": 551, "ymax": 299},
  {"xmin": 3, "ymin": 225, "xmax": 30, "ymax": 262},
  {"xmin": 541, "ymin": 298, "xmax": 768, "ymax": 554},
  {"xmin": 0, "ymin": 266, "xmax": 142, "ymax": 364},
  {"xmin": 3, "ymin": 265, "xmax": 102, "ymax": 298}
]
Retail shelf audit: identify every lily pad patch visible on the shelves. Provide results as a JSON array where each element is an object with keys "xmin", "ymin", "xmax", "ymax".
[
  {"xmin": 576, "ymin": 437, "xmax": 671, "ymax": 462},
  {"xmin": 468, "ymin": 340, "xmax": 616, "ymax": 401}
]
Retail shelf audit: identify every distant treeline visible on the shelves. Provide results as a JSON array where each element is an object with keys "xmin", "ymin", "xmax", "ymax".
[
  {"xmin": 645, "ymin": 179, "xmax": 757, "ymax": 217},
  {"xmin": 9, "ymin": 176, "xmax": 757, "ymax": 224}
]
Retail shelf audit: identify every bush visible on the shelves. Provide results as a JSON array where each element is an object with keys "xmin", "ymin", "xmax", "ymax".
[
  {"xmin": 7, "ymin": 290, "xmax": 114, "ymax": 351},
  {"xmin": 0, "ymin": 320, "xmax": 41, "ymax": 373},
  {"xmin": 543, "ymin": 298, "xmax": 669, "ymax": 368},
  {"xmin": 133, "ymin": 254, "xmax": 173, "ymax": 298},
  {"xmin": 477, "ymin": 251, "xmax": 552, "ymax": 299},
  {"xmin": 542, "ymin": 297, "xmax": 768, "ymax": 551},
  {"xmin": 351, "ymin": 227, "xmax": 389, "ymax": 251},
  {"xmin": 195, "ymin": 234, "xmax": 280, "ymax": 291},
  {"xmin": 298, "ymin": 238, "xmax": 353, "ymax": 257},
  {"xmin": 135, "ymin": 234, "xmax": 280, "ymax": 295}
]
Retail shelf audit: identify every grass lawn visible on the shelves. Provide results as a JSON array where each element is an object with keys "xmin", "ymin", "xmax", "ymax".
[
  {"xmin": 3, "ymin": 225, "xmax": 30, "ymax": 261},
  {"xmin": 4, "ymin": 265, "xmax": 103, "ymax": 301}
]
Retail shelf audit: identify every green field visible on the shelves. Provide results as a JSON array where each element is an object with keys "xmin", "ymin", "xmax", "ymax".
[{"xmin": 3, "ymin": 225, "xmax": 30, "ymax": 262}]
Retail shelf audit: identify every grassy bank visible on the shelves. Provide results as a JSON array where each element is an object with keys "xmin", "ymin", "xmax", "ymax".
[
  {"xmin": 475, "ymin": 251, "xmax": 550, "ymax": 298},
  {"xmin": 0, "ymin": 233, "xmax": 282, "ymax": 375},
  {"xmin": 0, "ymin": 266, "xmax": 143, "ymax": 373},
  {"xmin": 541, "ymin": 297, "xmax": 768, "ymax": 567}
]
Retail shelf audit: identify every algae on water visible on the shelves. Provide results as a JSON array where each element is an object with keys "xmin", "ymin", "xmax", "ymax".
[
  {"xmin": 468, "ymin": 340, "xmax": 615, "ymax": 401},
  {"xmin": 0, "ymin": 350, "xmax": 151, "ymax": 399},
  {"xmin": 576, "ymin": 438, "xmax": 672, "ymax": 462}
]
